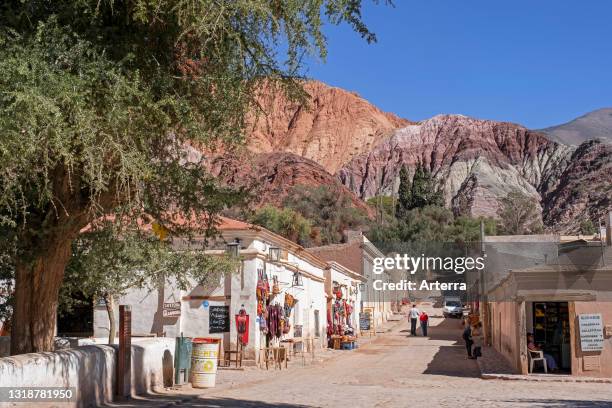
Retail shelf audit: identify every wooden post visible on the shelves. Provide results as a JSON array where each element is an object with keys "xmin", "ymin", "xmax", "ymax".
[
  {"xmin": 116, "ymin": 305, "xmax": 132, "ymax": 398},
  {"xmin": 517, "ymin": 301, "xmax": 528, "ymax": 374},
  {"xmin": 568, "ymin": 301, "xmax": 577, "ymax": 375}
]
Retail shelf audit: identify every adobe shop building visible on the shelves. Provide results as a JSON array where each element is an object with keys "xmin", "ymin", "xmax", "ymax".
[
  {"xmin": 93, "ymin": 217, "xmax": 365, "ymax": 365},
  {"xmin": 487, "ymin": 237, "xmax": 612, "ymax": 378}
]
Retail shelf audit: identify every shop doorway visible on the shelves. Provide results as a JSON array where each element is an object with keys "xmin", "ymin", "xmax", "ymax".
[
  {"xmin": 531, "ymin": 302, "xmax": 571, "ymax": 373},
  {"xmin": 57, "ymin": 292, "xmax": 94, "ymax": 337}
]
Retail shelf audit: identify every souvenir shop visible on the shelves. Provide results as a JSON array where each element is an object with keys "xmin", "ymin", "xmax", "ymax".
[
  {"xmin": 256, "ymin": 266, "xmax": 299, "ymax": 346},
  {"xmin": 328, "ymin": 281, "xmax": 358, "ymax": 349}
]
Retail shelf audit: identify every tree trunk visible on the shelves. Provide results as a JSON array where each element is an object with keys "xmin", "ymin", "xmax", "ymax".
[
  {"xmin": 10, "ymin": 236, "xmax": 74, "ymax": 355},
  {"xmin": 105, "ymin": 293, "xmax": 116, "ymax": 345}
]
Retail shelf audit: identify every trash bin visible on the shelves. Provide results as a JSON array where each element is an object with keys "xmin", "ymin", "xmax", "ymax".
[
  {"xmin": 174, "ymin": 336, "xmax": 192, "ymax": 386},
  {"xmin": 191, "ymin": 338, "xmax": 221, "ymax": 388}
]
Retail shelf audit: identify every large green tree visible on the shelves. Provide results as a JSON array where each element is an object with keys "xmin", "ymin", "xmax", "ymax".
[
  {"xmin": 496, "ymin": 189, "xmax": 543, "ymax": 235},
  {"xmin": 0, "ymin": 0, "xmax": 380, "ymax": 354},
  {"xmin": 396, "ymin": 164, "xmax": 444, "ymax": 217},
  {"xmin": 61, "ymin": 225, "xmax": 236, "ymax": 344}
]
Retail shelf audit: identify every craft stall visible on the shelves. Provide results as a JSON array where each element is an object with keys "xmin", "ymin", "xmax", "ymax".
[{"xmin": 328, "ymin": 282, "xmax": 357, "ymax": 350}]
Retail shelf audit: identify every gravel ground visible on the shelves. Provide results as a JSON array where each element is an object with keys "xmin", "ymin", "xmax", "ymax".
[{"xmin": 104, "ymin": 307, "xmax": 612, "ymax": 408}]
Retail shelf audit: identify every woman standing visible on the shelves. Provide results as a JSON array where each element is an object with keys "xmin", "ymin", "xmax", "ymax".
[{"xmin": 419, "ymin": 311, "xmax": 429, "ymax": 336}]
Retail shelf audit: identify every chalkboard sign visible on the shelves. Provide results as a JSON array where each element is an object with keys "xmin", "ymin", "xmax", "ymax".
[
  {"xmin": 359, "ymin": 312, "xmax": 371, "ymax": 331},
  {"xmin": 209, "ymin": 305, "xmax": 230, "ymax": 333}
]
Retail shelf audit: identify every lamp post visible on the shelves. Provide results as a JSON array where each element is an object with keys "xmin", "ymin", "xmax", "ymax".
[{"xmin": 268, "ymin": 246, "xmax": 281, "ymax": 262}]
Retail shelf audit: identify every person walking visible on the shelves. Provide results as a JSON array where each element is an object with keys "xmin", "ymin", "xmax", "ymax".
[
  {"xmin": 471, "ymin": 322, "xmax": 482, "ymax": 359},
  {"xmin": 409, "ymin": 304, "xmax": 420, "ymax": 336},
  {"xmin": 462, "ymin": 322, "xmax": 473, "ymax": 358},
  {"xmin": 419, "ymin": 310, "xmax": 429, "ymax": 336}
]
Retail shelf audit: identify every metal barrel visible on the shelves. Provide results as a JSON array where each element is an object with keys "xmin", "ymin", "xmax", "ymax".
[{"xmin": 191, "ymin": 338, "xmax": 221, "ymax": 388}]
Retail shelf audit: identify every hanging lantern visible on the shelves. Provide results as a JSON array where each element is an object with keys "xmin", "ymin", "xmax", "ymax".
[
  {"xmin": 292, "ymin": 271, "xmax": 303, "ymax": 287},
  {"xmin": 268, "ymin": 246, "xmax": 281, "ymax": 262}
]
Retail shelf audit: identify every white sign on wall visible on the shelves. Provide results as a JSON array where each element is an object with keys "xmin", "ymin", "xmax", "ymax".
[{"xmin": 578, "ymin": 313, "xmax": 604, "ymax": 352}]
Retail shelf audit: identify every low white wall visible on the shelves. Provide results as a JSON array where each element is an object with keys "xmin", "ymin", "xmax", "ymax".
[{"xmin": 0, "ymin": 338, "xmax": 176, "ymax": 408}]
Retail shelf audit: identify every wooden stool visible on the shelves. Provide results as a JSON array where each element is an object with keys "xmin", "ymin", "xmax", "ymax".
[{"xmin": 224, "ymin": 344, "xmax": 243, "ymax": 368}]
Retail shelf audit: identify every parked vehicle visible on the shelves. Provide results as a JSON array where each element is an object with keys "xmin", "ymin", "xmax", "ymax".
[{"xmin": 442, "ymin": 297, "xmax": 463, "ymax": 318}]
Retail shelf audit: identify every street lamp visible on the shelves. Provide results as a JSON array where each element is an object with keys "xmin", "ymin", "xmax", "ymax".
[
  {"xmin": 268, "ymin": 246, "xmax": 281, "ymax": 262},
  {"xmin": 292, "ymin": 271, "xmax": 303, "ymax": 287}
]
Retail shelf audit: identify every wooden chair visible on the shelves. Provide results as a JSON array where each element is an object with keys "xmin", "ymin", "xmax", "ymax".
[{"xmin": 528, "ymin": 349, "xmax": 548, "ymax": 373}]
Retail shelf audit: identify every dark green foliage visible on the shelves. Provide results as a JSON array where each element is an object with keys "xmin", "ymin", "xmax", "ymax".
[
  {"xmin": 283, "ymin": 185, "xmax": 369, "ymax": 245},
  {"xmin": 396, "ymin": 166, "xmax": 412, "ymax": 218},
  {"xmin": 249, "ymin": 205, "xmax": 313, "ymax": 246},
  {"xmin": 368, "ymin": 206, "xmax": 496, "ymax": 244},
  {"xmin": 0, "ymin": 0, "xmax": 382, "ymax": 351},
  {"xmin": 580, "ymin": 219, "xmax": 596, "ymax": 235},
  {"xmin": 59, "ymin": 224, "xmax": 237, "ymax": 316},
  {"xmin": 396, "ymin": 164, "xmax": 444, "ymax": 218}
]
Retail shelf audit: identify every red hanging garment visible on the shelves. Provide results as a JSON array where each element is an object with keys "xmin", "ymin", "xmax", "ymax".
[{"xmin": 236, "ymin": 309, "xmax": 250, "ymax": 345}]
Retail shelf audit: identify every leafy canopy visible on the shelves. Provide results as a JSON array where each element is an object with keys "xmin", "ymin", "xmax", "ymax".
[
  {"xmin": 396, "ymin": 164, "xmax": 444, "ymax": 218},
  {"xmin": 283, "ymin": 185, "xmax": 369, "ymax": 245},
  {"xmin": 249, "ymin": 205, "xmax": 313, "ymax": 246},
  {"xmin": 496, "ymin": 189, "xmax": 543, "ymax": 235},
  {"xmin": 59, "ymin": 224, "xmax": 237, "ymax": 316},
  {"xmin": 0, "ymin": 0, "xmax": 384, "ymax": 250}
]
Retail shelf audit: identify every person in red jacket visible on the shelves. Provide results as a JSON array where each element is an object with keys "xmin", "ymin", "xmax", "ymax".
[{"xmin": 419, "ymin": 311, "xmax": 429, "ymax": 336}]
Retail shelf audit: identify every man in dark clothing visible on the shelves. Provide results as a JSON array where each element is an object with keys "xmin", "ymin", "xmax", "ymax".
[{"xmin": 462, "ymin": 324, "xmax": 473, "ymax": 358}]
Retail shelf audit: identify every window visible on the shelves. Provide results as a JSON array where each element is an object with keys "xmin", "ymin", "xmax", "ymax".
[{"xmin": 314, "ymin": 310, "xmax": 320, "ymax": 337}]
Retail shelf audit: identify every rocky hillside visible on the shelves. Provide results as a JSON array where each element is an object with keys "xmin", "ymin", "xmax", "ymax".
[
  {"xmin": 206, "ymin": 81, "xmax": 610, "ymax": 234},
  {"xmin": 540, "ymin": 108, "xmax": 612, "ymax": 145},
  {"xmin": 542, "ymin": 140, "xmax": 612, "ymax": 231},
  {"xmin": 206, "ymin": 151, "xmax": 373, "ymax": 216},
  {"xmin": 245, "ymin": 81, "xmax": 409, "ymax": 173},
  {"xmin": 337, "ymin": 114, "xmax": 612, "ymax": 232}
]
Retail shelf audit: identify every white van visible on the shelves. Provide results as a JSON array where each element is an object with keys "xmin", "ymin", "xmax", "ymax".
[{"xmin": 442, "ymin": 296, "xmax": 463, "ymax": 318}]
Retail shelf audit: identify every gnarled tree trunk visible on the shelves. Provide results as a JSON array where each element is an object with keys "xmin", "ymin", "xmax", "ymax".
[
  {"xmin": 105, "ymin": 293, "xmax": 117, "ymax": 345},
  {"xmin": 10, "ymin": 236, "xmax": 74, "ymax": 355}
]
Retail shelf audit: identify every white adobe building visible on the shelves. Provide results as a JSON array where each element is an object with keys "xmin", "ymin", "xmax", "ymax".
[{"xmin": 93, "ymin": 217, "xmax": 363, "ymax": 363}]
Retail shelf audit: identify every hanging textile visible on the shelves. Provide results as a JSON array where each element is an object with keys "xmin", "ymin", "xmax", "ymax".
[{"xmin": 236, "ymin": 308, "xmax": 250, "ymax": 345}]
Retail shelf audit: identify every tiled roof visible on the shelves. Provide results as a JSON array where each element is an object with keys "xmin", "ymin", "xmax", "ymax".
[{"xmin": 217, "ymin": 216, "xmax": 254, "ymax": 231}]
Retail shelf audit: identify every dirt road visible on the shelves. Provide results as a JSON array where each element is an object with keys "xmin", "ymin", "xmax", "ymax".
[{"xmin": 106, "ymin": 310, "xmax": 612, "ymax": 407}]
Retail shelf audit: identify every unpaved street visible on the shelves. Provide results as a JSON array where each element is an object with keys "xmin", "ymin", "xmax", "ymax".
[{"xmin": 108, "ymin": 310, "xmax": 612, "ymax": 408}]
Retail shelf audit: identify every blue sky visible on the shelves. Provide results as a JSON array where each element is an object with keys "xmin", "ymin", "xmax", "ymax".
[{"xmin": 302, "ymin": 1, "xmax": 612, "ymax": 129}]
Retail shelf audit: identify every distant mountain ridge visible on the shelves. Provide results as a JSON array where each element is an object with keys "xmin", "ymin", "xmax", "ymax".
[
  {"xmin": 338, "ymin": 114, "xmax": 611, "ymax": 233},
  {"xmin": 207, "ymin": 81, "xmax": 611, "ymax": 234},
  {"xmin": 539, "ymin": 108, "xmax": 612, "ymax": 145}
]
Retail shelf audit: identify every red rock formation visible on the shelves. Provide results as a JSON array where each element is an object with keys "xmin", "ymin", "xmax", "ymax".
[
  {"xmin": 246, "ymin": 81, "xmax": 409, "ymax": 173},
  {"xmin": 206, "ymin": 151, "xmax": 373, "ymax": 216},
  {"xmin": 338, "ymin": 114, "xmax": 572, "ymax": 221}
]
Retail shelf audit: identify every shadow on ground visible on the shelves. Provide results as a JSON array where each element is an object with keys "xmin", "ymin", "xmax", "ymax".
[
  {"xmin": 421, "ymin": 316, "xmax": 480, "ymax": 378},
  {"xmin": 426, "ymin": 316, "xmax": 464, "ymax": 343},
  {"xmin": 102, "ymin": 394, "xmax": 311, "ymax": 408},
  {"xmin": 423, "ymin": 345, "xmax": 479, "ymax": 378},
  {"xmin": 500, "ymin": 399, "xmax": 612, "ymax": 407}
]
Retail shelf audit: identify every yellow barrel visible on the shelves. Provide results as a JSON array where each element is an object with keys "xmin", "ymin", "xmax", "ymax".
[{"xmin": 191, "ymin": 338, "xmax": 220, "ymax": 388}]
